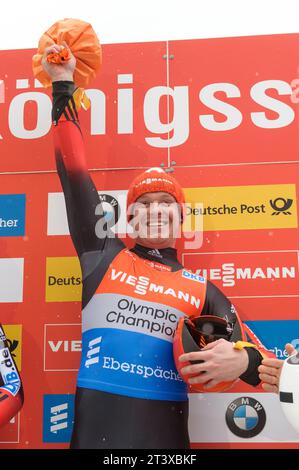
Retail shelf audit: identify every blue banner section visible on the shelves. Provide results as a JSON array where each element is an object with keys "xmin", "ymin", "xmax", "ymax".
[
  {"xmin": 43, "ymin": 394, "xmax": 74, "ymax": 443},
  {"xmin": 77, "ymin": 328, "xmax": 187, "ymax": 401},
  {"xmin": 246, "ymin": 320, "xmax": 299, "ymax": 359},
  {"xmin": 0, "ymin": 194, "xmax": 26, "ymax": 237}
]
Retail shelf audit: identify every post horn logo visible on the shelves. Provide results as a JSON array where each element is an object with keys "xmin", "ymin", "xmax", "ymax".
[{"xmin": 270, "ymin": 198, "xmax": 293, "ymax": 216}]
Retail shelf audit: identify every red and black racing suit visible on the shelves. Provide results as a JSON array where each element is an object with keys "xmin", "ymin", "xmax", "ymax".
[
  {"xmin": 52, "ymin": 81, "xmax": 269, "ymax": 449},
  {"xmin": 0, "ymin": 324, "xmax": 23, "ymax": 428}
]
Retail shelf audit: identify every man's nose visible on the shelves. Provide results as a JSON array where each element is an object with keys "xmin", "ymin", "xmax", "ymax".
[{"xmin": 148, "ymin": 203, "xmax": 163, "ymax": 216}]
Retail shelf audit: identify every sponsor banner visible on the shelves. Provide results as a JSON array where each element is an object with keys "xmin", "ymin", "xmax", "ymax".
[
  {"xmin": 2, "ymin": 36, "xmax": 299, "ymax": 449},
  {"xmin": 2, "ymin": 36, "xmax": 299, "ymax": 174},
  {"xmin": 0, "ymin": 43, "xmax": 169, "ymax": 173},
  {"xmin": 188, "ymin": 393, "xmax": 299, "ymax": 443},
  {"xmin": 0, "ymin": 414, "xmax": 20, "ymax": 444},
  {"xmin": 79, "ymin": 293, "xmax": 187, "ymax": 401},
  {"xmin": 78, "ymin": 327, "xmax": 186, "ymax": 402},
  {"xmin": 245, "ymin": 320, "xmax": 299, "ymax": 360},
  {"xmin": 100, "ymin": 256, "xmax": 204, "ymax": 312},
  {"xmin": 170, "ymin": 34, "xmax": 299, "ymax": 167},
  {"xmin": 82, "ymin": 294, "xmax": 184, "ymax": 343},
  {"xmin": 182, "ymin": 250, "xmax": 299, "ymax": 297},
  {"xmin": 45, "ymin": 257, "xmax": 82, "ymax": 302},
  {"xmin": 48, "ymin": 185, "xmax": 299, "ymax": 236},
  {"xmin": 0, "ymin": 259, "xmax": 24, "ymax": 303},
  {"xmin": 47, "ymin": 190, "xmax": 128, "ymax": 236},
  {"xmin": 43, "ymin": 394, "xmax": 75, "ymax": 443},
  {"xmin": 184, "ymin": 185, "xmax": 297, "ymax": 231},
  {"xmin": 0, "ymin": 194, "xmax": 26, "ymax": 237},
  {"xmin": 3, "ymin": 324, "xmax": 22, "ymax": 371},
  {"xmin": 44, "ymin": 324, "xmax": 81, "ymax": 371}
]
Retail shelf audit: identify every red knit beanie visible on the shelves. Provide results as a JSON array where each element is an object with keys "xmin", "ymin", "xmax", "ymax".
[{"xmin": 127, "ymin": 167, "xmax": 185, "ymax": 220}]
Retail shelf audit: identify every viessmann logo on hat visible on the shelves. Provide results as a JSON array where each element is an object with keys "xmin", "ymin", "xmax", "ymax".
[{"xmin": 136, "ymin": 176, "xmax": 175, "ymax": 188}]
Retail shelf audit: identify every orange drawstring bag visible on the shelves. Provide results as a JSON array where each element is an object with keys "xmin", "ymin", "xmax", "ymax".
[{"xmin": 32, "ymin": 18, "xmax": 102, "ymax": 88}]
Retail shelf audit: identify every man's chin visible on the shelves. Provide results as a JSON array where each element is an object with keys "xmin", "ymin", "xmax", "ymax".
[
  {"xmin": 137, "ymin": 235, "xmax": 175, "ymax": 248},
  {"xmin": 143, "ymin": 227, "xmax": 172, "ymax": 238}
]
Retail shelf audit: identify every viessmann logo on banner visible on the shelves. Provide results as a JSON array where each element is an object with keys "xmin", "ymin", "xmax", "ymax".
[
  {"xmin": 46, "ymin": 257, "xmax": 82, "ymax": 302},
  {"xmin": 44, "ymin": 324, "xmax": 81, "ymax": 371},
  {"xmin": 182, "ymin": 250, "xmax": 299, "ymax": 297},
  {"xmin": 184, "ymin": 184, "xmax": 297, "ymax": 231},
  {"xmin": 0, "ymin": 195, "xmax": 26, "ymax": 237}
]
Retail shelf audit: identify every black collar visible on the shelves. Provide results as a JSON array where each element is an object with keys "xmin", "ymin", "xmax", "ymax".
[{"xmin": 130, "ymin": 244, "xmax": 182, "ymax": 272}]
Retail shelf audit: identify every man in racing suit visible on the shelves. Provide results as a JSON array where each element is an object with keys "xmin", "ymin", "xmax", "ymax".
[{"xmin": 42, "ymin": 43, "xmax": 273, "ymax": 449}]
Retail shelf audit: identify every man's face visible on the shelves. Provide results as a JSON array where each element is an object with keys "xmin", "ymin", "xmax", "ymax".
[{"xmin": 129, "ymin": 191, "xmax": 181, "ymax": 248}]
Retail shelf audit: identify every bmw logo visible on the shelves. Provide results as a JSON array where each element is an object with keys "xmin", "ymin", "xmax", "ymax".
[
  {"xmin": 99, "ymin": 194, "xmax": 120, "ymax": 227},
  {"xmin": 225, "ymin": 397, "xmax": 266, "ymax": 438}
]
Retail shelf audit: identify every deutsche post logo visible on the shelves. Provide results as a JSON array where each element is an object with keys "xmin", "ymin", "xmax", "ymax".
[
  {"xmin": 46, "ymin": 258, "xmax": 82, "ymax": 302},
  {"xmin": 270, "ymin": 198, "xmax": 293, "ymax": 216}
]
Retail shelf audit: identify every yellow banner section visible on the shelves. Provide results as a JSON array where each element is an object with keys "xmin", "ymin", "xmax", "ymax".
[
  {"xmin": 46, "ymin": 257, "xmax": 82, "ymax": 302},
  {"xmin": 3, "ymin": 325, "xmax": 22, "ymax": 371},
  {"xmin": 184, "ymin": 184, "xmax": 298, "ymax": 231}
]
